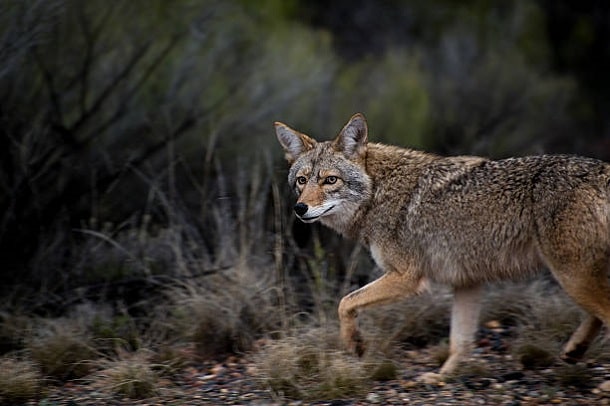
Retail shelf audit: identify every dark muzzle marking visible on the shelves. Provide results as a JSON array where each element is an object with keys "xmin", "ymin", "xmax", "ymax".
[{"xmin": 294, "ymin": 202, "xmax": 308, "ymax": 216}]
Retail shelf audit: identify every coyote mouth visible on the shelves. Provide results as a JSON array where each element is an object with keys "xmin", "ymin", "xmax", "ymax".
[{"xmin": 299, "ymin": 204, "xmax": 336, "ymax": 222}]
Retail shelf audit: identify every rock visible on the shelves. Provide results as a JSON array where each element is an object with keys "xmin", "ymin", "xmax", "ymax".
[
  {"xmin": 485, "ymin": 320, "xmax": 502, "ymax": 329},
  {"xmin": 366, "ymin": 392, "xmax": 381, "ymax": 403},
  {"xmin": 417, "ymin": 372, "xmax": 445, "ymax": 385},
  {"xmin": 599, "ymin": 380, "xmax": 610, "ymax": 392},
  {"xmin": 402, "ymin": 380, "xmax": 418, "ymax": 389}
]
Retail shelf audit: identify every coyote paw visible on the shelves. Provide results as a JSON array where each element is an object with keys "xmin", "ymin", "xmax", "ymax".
[
  {"xmin": 343, "ymin": 330, "xmax": 366, "ymax": 357},
  {"xmin": 417, "ymin": 372, "xmax": 444, "ymax": 385},
  {"xmin": 560, "ymin": 343, "xmax": 588, "ymax": 364},
  {"xmin": 353, "ymin": 335, "xmax": 366, "ymax": 357}
]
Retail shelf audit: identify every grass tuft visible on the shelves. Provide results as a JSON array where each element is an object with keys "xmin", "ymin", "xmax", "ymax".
[
  {"xmin": 254, "ymin": 326, "xmax": 400, "ymax": 400},
  {"xmin": 555, "ymin": 364, "xmax": 593, "ymax": 388},
  {"xmin": 0, "ymin": 357, "xmax": 43, "ymax": 404},
  {"xmin": 429, "ymin": 341, "xmax": 450, "ymax": 367},
  {"xmin": 28, "ymin": 320, "xmax": 97, "ymax": 380},
  {"xmin": 515, "ymin": 343, "xmax": 555, "ymax": 369},
  {"xmin": 362, "ymin": 287, "xmax": 452, "ymax": 351},
  {"xmin": 254, "ymin": 327, "xmax": 372, "ymax": 400},
  {"xmin": 97, "ymin": 350, "xmax": 158, "ymax": 399},
  {"xmin": 149, "ymin": 345, "xmax": 192, "ymax": 377},
  {"xmin": 166, "ymin": 266, "xmax": 281, "ymax": 359},
  {"xmin": 369, "ymin": 359, "xmax": 399, "ymax": 381}
]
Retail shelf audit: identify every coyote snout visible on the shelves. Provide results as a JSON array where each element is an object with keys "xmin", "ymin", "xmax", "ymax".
[
  {"xmin": 275, "ymin": 112, "xmax": 610, "ymax": 383},
  {"xmin": 293, "ymin": 201, "xmax": 336, "ymax": 223}
]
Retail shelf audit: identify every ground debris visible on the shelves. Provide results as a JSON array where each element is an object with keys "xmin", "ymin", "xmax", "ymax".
[{"xmin": 26, "ymin": 346, "xmax": 610, "ymax": 405}]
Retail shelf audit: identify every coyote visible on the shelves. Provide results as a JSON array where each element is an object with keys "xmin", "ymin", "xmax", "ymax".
[{"xmin": 275, "ymin": 113, "xmax": 610, "ymax": 382}]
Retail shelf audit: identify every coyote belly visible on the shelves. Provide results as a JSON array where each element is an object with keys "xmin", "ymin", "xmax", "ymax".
[{"xmin": 275, "ymin": 113, "xmax": 610, "ymax": 382}]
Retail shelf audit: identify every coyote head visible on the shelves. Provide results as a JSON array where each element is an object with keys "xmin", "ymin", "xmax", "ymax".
[{"xmin": 275, "ymin": 113, "xmax": 372, "ymax": 230}]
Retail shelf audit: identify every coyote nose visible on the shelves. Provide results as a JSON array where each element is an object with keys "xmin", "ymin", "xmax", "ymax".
[{"xmin": 294, "ymin": 202, "xmax": 308, "ymax": 216}]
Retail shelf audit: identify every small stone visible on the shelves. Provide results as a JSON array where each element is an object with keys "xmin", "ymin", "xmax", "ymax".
[
  {"xmin": 599, "ymin": 381, "xmax": 610, "ymax": 392},
  {"xmin": 417, "ymin": 372, "xmax": 444, "ymax": 385},
  {"xmin": 485, "ymin": 320, "xmax": 502, "ymax": 329},
  {"xmin": 366, "ymin": 392, "xmax": 381, "ymax": 403}
]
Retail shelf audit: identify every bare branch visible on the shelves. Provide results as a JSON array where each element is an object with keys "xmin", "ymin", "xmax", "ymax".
[{"xmin": 69, "ymin": 40, "xmax": 152, "ymax": 134}]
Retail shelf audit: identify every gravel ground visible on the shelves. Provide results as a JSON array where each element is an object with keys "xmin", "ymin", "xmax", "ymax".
[
  {"xmin": 23, "ymin": 325, "xmax": 610, "ymax": 405},
  {"xmin": 28, "ymin": 350, "xmax": 610, "ymax": 406}
]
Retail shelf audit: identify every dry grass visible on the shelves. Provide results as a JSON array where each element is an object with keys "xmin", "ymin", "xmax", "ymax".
[
  {"xmin": 254, "ymin": 327, "xmax": 368, "ymax": 400},
  {"xmin": 247, "ymin": 276, "xmax": 610, "ymax": 400},
  {"xmin": 95, "ymin": 350, "xmax": 159, "ymax": 399},
  {"xmin": 361, "ymin": 286, "xmax": 452, "ymax": 351},
  {"xmin": 0, "ymin": 356, "xmax": 43, "ymax": 404},
  {"xmin": 149, "ymin": 344, "xmax": 192, "ymax": 377},
  {"xmin": 514, "ymin": 343, "xmax": 556, "ymax": 369},
  {"xmin": 360, "ymin": 279, "xmax": 583, "ymax": 354},
  {"xmin": 508, "ymin": 281, "xmax": 583, "ymax": 369},
  {"xmin": 165, "ymin": 265, "xmax": 283, "ymax": 359},
  {"xmin": 555, "ymin": 363, "xmax": 593, "ymax": 388},
  {"xmin": 4, "ymin": 268, "xmax": 608, "ymax": 403},
  {"xmin": 28, "ymin": 319, "xmax": 97, "ymax": 381},
  {"xmin": 253, "ymin": 326, "xmax": 398, "ymax": 401}
]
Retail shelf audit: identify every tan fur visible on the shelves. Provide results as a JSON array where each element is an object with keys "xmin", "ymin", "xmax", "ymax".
[{"xmin": 275, "ymin": 113, "xmax": 610, "ymax": 381}]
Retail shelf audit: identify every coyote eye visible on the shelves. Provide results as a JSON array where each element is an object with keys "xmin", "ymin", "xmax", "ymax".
[
  {"xmin": 324, "ymin": 176, "xmax": 338, "ymax": 185},
  {"xmin": 296, "ymin": 176, "xmax": 307, "ymax": 185}
]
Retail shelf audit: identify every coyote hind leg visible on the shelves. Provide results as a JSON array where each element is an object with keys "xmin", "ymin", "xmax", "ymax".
[
  {"xmin": 338, "ymin": 271, "xmax": 424, "ymax": 356},
  {"xmin": 561, "ymin": 315, "xmax": 603, "ymax": 363},
  {"xmin": 551, "ymin": 265, "xmax": 610, "ymax": 363}
]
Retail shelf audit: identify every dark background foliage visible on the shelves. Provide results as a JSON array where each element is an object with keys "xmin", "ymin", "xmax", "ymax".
[{"xmin": 1, "ymin": 0, "xmax": 610, "ymax": 303}]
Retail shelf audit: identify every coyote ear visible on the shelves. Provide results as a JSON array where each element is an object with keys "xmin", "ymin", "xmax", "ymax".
[
  {"xmin": 333, "ymin": 113, "xmax": 368, "ymax": 161},
  {"xmin": 275, "ymin": 122, "xmax": 317, "ymax": 163}
]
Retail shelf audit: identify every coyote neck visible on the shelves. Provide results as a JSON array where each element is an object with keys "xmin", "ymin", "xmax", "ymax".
[{"xmin": 328, "ymin": 144, "xmax": 439, "ymax": 243}]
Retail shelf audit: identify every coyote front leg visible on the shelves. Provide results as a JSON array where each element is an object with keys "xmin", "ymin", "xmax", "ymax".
[
  {"xmin": 442, "ymin": 285, "xmax": 483, "ymax": 373},
  {"xmin": 419, "ymin": 285, "xmax": 483, "ymax": 384},
  {"xmin": 338, "ymin": 271, "xmax": 424, "ymax": 356}
]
